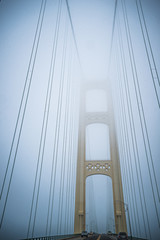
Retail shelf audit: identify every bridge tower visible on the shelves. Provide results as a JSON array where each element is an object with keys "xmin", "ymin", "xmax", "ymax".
[{"xmin": 74, "ymin": 81, "xmax": 127, "ymax": 234}]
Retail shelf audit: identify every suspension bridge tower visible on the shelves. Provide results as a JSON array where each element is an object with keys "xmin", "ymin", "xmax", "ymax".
[{"xmin": 74, "ymin": 81, "xmax": 127, "ymax": 234}]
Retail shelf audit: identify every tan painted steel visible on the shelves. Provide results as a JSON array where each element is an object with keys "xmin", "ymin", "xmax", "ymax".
[
  {"xmin": 97, "ymin": 234, "xmax": 101, "ymax": 240},
  {"xmin": 74, "ymin": 81, "xmax": 127, "ymax": 234}
]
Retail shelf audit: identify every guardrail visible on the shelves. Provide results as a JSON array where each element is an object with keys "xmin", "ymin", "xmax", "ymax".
[
  {"xmin": 128, "ymin": 238, "xmax": 148, "ymax": 240},
  {"xmin": 21, "ymin": 233, "xmax": 81, "ymax": 240},
  {"xmin": 105, "ymin": 233, "xmax": 147, "ymax": 240}
]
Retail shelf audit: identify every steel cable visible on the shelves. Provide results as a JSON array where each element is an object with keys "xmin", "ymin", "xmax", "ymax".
[
  {"xmin": 135, "ymin": 0, "xmax": 160, "ymax": 108},
  {"xmin": 65, "ymin": 0, "xmax": 83, "ymax": 74},
  {"xmin": 0, "ymin": 0, "xmax": 44, "ymax": 201},
  {"xmin": 117, "ymin": 11, "xmax": 151, "ymax": 238},
  {"xmin": 114, "ymin": 36, "xmax": 136, "ymax": 235},
  {"xmin": 63, "ymin": 35, "xmax": 73, "ymax": 234},
  {"xmin": 121, "ymin": 0, "xmax": 160, "ymax": 227},
  {"xmin": 115, "ymin": 50, "xmax": 137, "ymax": 235},
  {"xmin": 0, "ymin": 0, "xmax": 47, "ymax": 229},
  {"xmin": 44, "ymin": 0, "xmax": 63, "ymax": 235},
  {"xmin": 27, "ymin": 0, "xmax": 64, "ymax": 237},
  {"xmin": 67, "ymin": 62, "xmax": 79, "ymax": 233},
  {"xmin": 57, "ymin": 18, "xmax": 69, "ymax": 235},
  {"xmin": 48, "ymin": 9, "xmax": 68, "ymax": 234}
]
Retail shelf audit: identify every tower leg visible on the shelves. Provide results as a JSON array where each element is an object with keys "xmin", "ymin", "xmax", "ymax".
[{"xmin": 74, "ymin": 82, "xmax": 127, "ymax": 234}]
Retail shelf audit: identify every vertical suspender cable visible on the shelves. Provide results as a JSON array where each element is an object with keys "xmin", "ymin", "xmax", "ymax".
[
  {"xmin": 123, "ymin": 0, "xmax": 160, "ymax": 202},
  {"xmin": 65, "ymin": 0, "xmax": 84, "ymax": 76},
  {"xmin": 27, "ymin": 0, "xmax": 62, "ymax": 236},
  {"xmin": 0, "ymin": 0, "xmax": 47, "ymax": 229},
  {"xmin": 139, "ymin": 0, "xmax": 160, "ymax": 86},
  {"xmin": 0, "ymin": 0, "xmax": 44, "ymax": 200},
  {"xmin": 64, "ymin": 80, "xmax": 72, "ymax": 234},
  {"xmin": 67, "ymin": 94, "xmax": 74, "ymax": 233},
  {"xmin": 119, "ymin": 15, "xmax": 151, "ymax": 239},
  {"xmin": 57, "ymin": 16, "xmax": 69, "ymax": 234},
  {"xmin": 111, "ymin": 40, "xmax": 129, "ymax": 226},
  {"xmin": 115, "ymin": 78, "xmax": 134, "ymax": 234},
  {"xmin": 31, "ymin": 0, "xmax": 64, "ymax": 236},
  {"xmin": 135, "ymin": 0, "xmax": 160, "ymax": 108},
  {"xmin": 63, "ymin": 34, "xmax": 73, "ymax": 234},
  {"xmin": 115, "ymin": 37, "xmax": 136, "ymax": 235},
  {"xmin": 117, "ymin": 15, "xmax": 147, "ymax": 237},
  {"xmin": 45, "ymin": 0, "xmax": 62, "ymax": 236},
  {"xmin": 48, "ymin": 6, "xmax": 68, "ymax": 233},
  {"xmin": 70, "ymin": 90, "xmax": 79, "ymax": 232},
  {"xmin": 117, "ymin": 12, "xmax": 151, "ymax": 238},
  {"xmin": 119, "ymin": 73, "xmax": 140, "ymax": 237},
  {"xmin": 66, "ymin": 51, "xmax": 79, "ymax": 233},
  {"xmin": 107, "ymin": 0, "xmax": 117, "ymax": 76},
  {"xmin": 71, "ymin": 82, "xmax": 80, "ymax": 232},
  {"xmin": 107, "ymin": 9, "xmax": 131, "ymax": 233},
  {"xmin": 121, "ymin": 0, "xmax": 160, "ymax": 227},
  {"xmin": 115, "ymin": 49, "xmax": 137, "ymax": 235}
]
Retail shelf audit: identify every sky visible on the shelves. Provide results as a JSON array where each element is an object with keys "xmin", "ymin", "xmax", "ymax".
[{"xmin": 0, "ymin": 0, "xmax": 160, "ymax": 240}]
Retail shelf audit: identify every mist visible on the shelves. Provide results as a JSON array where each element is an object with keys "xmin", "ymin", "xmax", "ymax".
[{"xmin": 0, "ymin": 0, "xmax": 160, "ymax": 240}]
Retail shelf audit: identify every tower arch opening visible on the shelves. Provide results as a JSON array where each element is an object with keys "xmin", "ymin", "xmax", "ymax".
[
  {"xmin": 85, "ymin": 175, "xmax": 115, "ymax": 234},
  {"xmin": 85, "ymin": 123, "xmax": 110, "ymax": 161}
]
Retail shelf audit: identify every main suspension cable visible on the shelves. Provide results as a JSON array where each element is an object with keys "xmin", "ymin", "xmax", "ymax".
[
  {"xmin": 57, "ymin": 16, "xmax": 69, "ymax": 235},
  {"xmin": 65, "ymin": 0, "xmax": 82, "ymax": 73},
  {"xmin": 122, "ymin": 0, "xmax": 160, "ymax": 227},
  {"xmin": 117, "ymin": 10, "xmax": 151, "ymax": 238},
  {"xmin": 27, "ymin": 0, "xmax": 62, "ymax": 237},
  {"xmin": 135, "ymin": 0, "xmax": 160, "ymax": 108},
  {"xmin": 0, "ymin": 0, "xmax": 47, "ymax": 229},
  {"xmin": 44, "ymin": 0, "xmax": 62, "ymax": 236},
  {"xmin": 115, "ymin": 49, "xmax": 138, "ymax": 235},
  {"xmin": 107, "ymin": 0, "xmax": 118, "ymax": 77},
  {"xmin": 0, "ymin": 0, "xmax": 44, "ymax": 201},
  {"xmin": 48, "ymin": 9, "xmax": 68, "ymax": 234},
  {"xmin": 63, "ymin": 33, "xmax": 74, "ymax": 234}
]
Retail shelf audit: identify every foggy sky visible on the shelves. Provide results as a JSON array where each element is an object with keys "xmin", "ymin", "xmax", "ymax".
[{"xmin": 0, "ymin": 0, "xmax": 160, "ymax": 240}]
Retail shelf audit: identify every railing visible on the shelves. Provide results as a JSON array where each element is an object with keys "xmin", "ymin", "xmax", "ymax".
[
  {"xmin": 21, "ymin": 233, "xmax": 148, "ymax": 240},
  {"xmin": 108, "ymin": 233, "xmax": 147, "ymax": 240},
  {"xmin": 21, "ymin": 233, "xmax": 80, "ymax": 240},
  {"xmin": 128, "ymin": 238, "xmax": 148, "ymax": 240}
]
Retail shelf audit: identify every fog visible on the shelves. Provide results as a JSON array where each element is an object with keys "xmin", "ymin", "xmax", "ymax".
[{"xmin": 0, "ymin": 0, "xmax": 160, "ymax": 240}]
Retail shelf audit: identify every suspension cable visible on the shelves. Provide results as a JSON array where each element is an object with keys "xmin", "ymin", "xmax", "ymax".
[
  {"xmin": 107, "ymin": 0, "xmax": 118, "ymax": 77},
  {"xmin": 44, "ymin": 0, "xmax": 63, "ymax": 235},
  {"xmin": 65, "ymin": 0, "xmax": 82, "ymax": 73},
  {"xmin": 117, "ymin": 10, "xmax": 151, "ymax": 238},
  {"xmin": 48, "ymin": 8, "xmax": 68, "ymax": 234},
  {"xmin": 57, "ymin": 16, "xmax": 69, "ymax": 234},
  {"xmin": 116, "ymin": 14, "xmax": 148, "ymax": 237},
  {"xmin": 114, "ymin": 35, "xmax": 135, "ymax": 234},
  {"xmin": 0, "ymin": 0, "xmax": 44, "ymax": 201},
  {"xmin": 122, "ymin": 0, "xmax": 160, "ymax": 202},
  {"xmin": 67, "ymin": 94, "xmax": 75, "ymax": 233},
  {"xmin": 63, "ymin": 34, "xmax": 73, "ymax": 234},
  {"xmin": 120, "ymin": 70, "xmax": 140, "ymax": 237},
  {"xmin": 66, "ymin": 51, "xmax": 79, "ymax": 233},
  {"xmin": 139, "ymin": 0, "xmax": 160, "ymax": 86},
  {"xmin": 0, "ymin": 0, "xmax": 47, "ymax": 229},
  {"xmin": 115, "ymin": 49, "xmax": 138, "ymax": 235},
  {"xmin": 121, "ymin": 0, "xmax": 160, "ymax": 227},
  {"xmin": 135, "ymin": 0, "xmax": 160, "ymax": 108},
  {"xmin": 27, "ymin": 0, "xmax": 62, "ymax": 237},
  {"xmin": 114, "ymin": 80, "xmax": 134, "ymax": 235}
]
